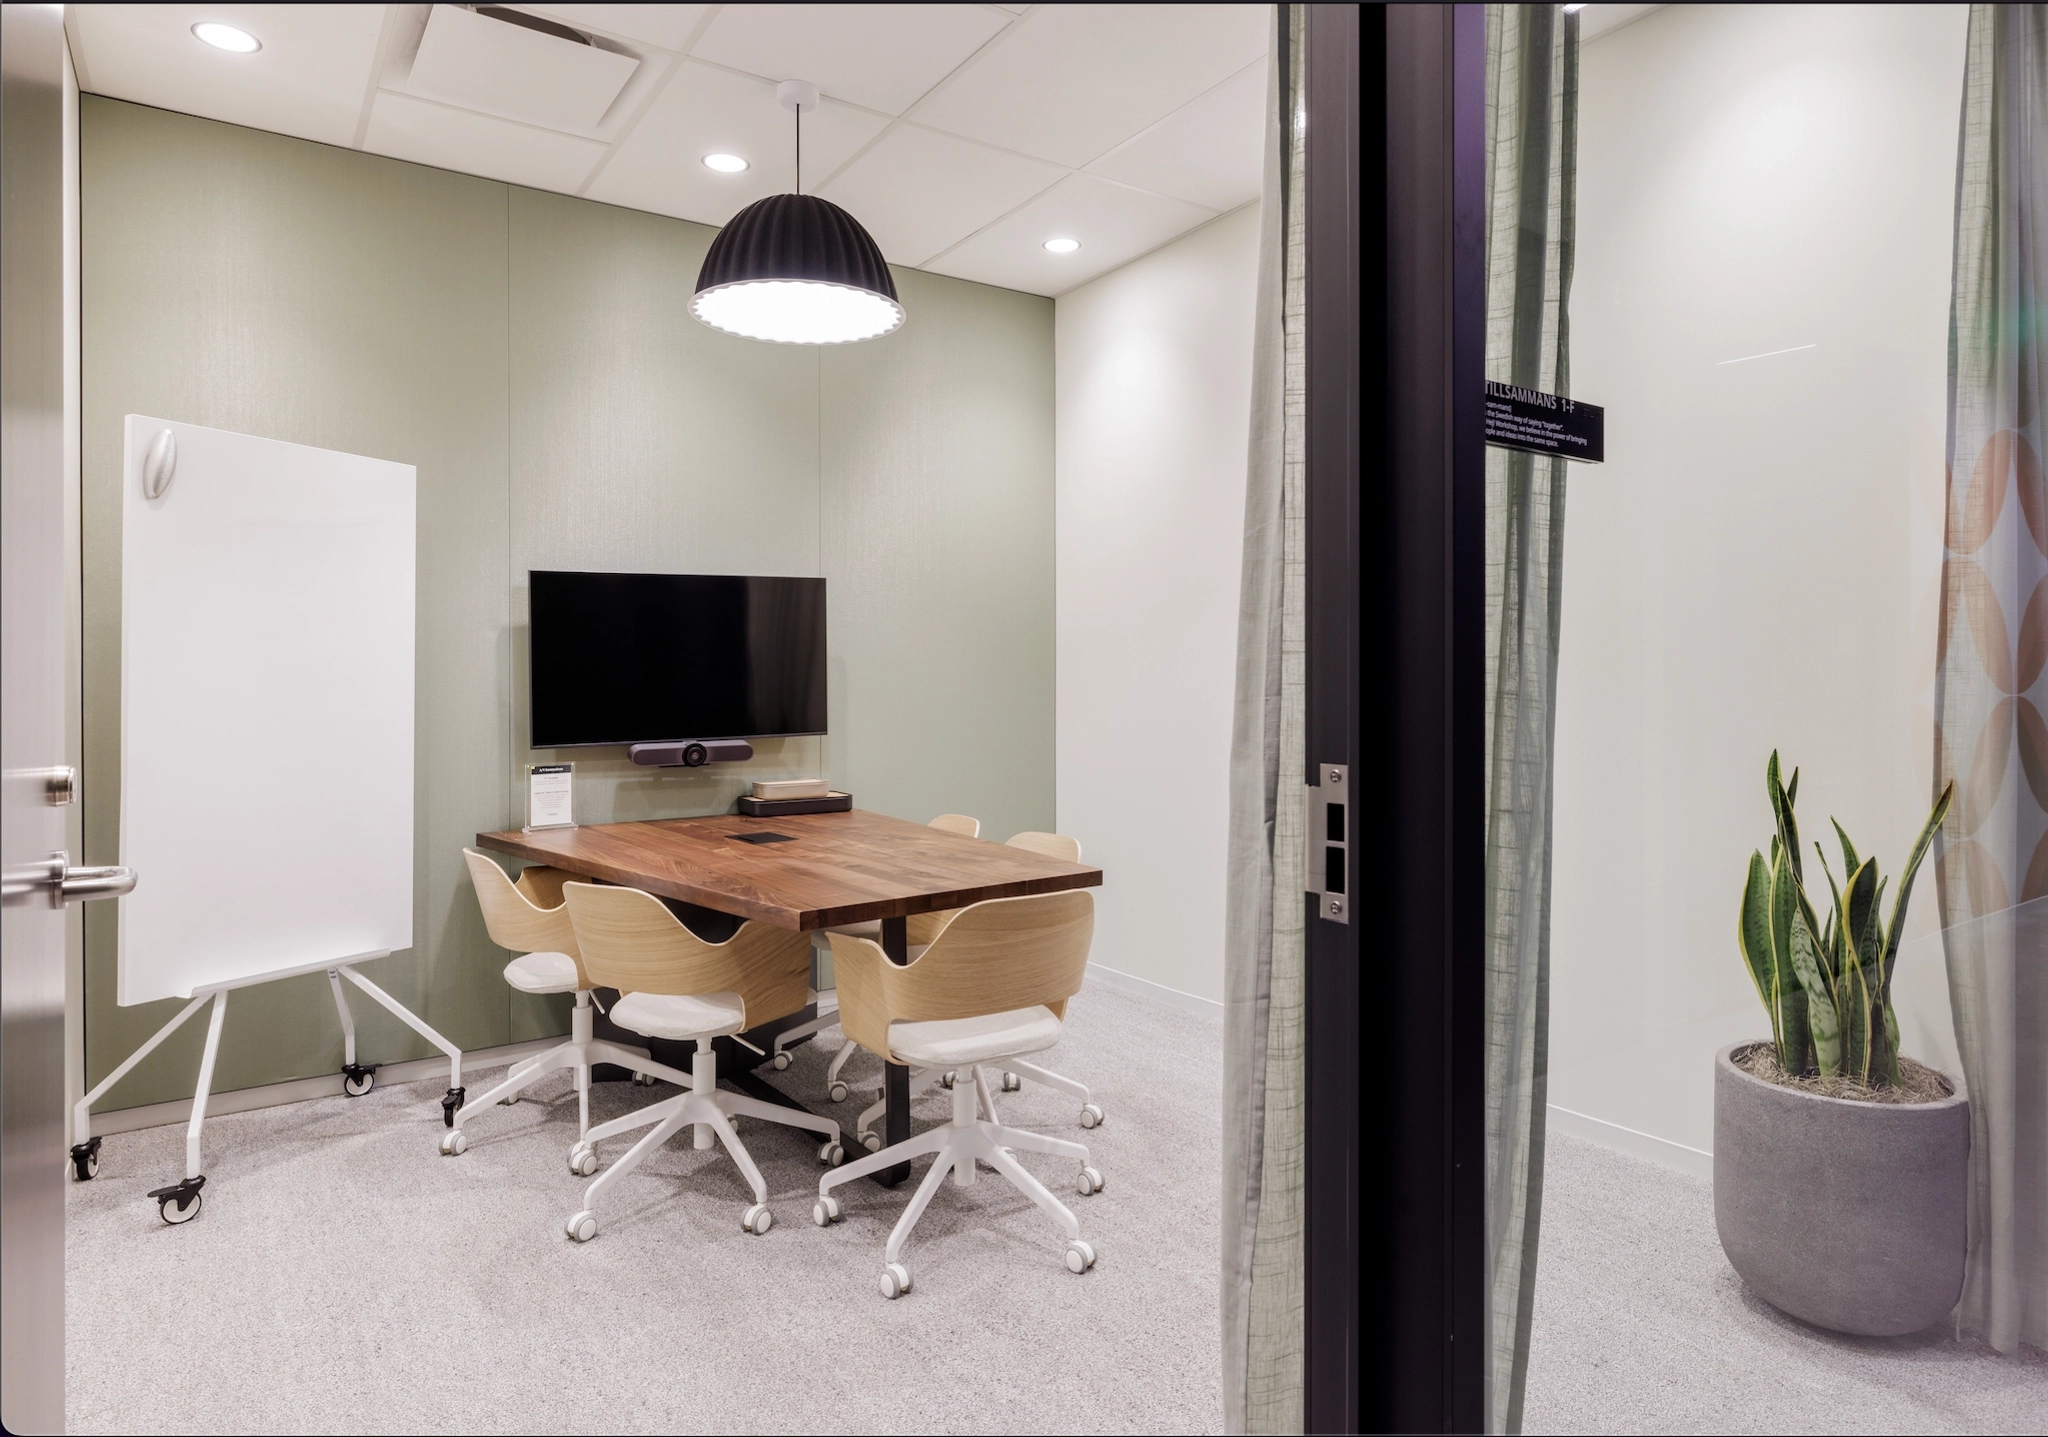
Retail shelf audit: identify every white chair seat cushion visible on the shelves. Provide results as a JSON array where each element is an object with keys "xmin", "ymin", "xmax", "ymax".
[
  {"xmin": 889, "ymin": 1005, "xmax": 1062, "ymax": 1067},
  {"xmin": 610, "ymin": 990, "xmax": 747, "ymax": 1042},
  {"xmin": 502, "ymin": 952, "xmax": 579, "ymax": 994}
]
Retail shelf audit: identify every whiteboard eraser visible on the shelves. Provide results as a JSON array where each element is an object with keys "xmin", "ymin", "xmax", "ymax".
[{"xmin": 751, "ymin": 778, "xmax": 830, "ymax": 800}]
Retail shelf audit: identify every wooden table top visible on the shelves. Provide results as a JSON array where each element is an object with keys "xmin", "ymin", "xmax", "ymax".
[{"xmin": 475, "ymin": 809, "xmax": 1101, "ymax": 931}]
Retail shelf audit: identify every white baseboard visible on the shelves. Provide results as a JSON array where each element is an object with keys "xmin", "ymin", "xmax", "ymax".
[
  {"xmin": 1547, "ymin": 1103, "xmax": 1714, "ymax": 1181},
  {"xmin": 84, "ymin": 1037, "xmax": 563, "ymax": 1138},
  {"xmin": 1086, "ymin": 962, "xmax": 1223, "ymax": 1019}
]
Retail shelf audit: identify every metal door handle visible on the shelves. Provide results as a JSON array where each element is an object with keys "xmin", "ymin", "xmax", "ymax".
[{"xmin": 0, "ymin": 851, "xmax": 137, "ymax": 906}]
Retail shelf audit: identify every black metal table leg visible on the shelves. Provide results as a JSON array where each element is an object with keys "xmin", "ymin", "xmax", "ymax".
[{"xmin": 880, "ymin": 915, "xmax": 911, "ymax": 1186}]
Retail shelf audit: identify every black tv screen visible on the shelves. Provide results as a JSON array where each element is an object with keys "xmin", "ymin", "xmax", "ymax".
[{"xmin": 529, "ymin": 571, "xmax": 826, "ymax": 747}]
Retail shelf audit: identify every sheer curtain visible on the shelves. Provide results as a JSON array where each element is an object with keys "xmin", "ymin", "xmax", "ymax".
[
  {"xmin": 1933, "ymin": 1, "xmax": 2047, "ymax": 1359},
  {"xmin": 1222, "ymin": 5, "xmax": 1306, "ymax": 1432},
  {"xmin": 1481, "ymin": 6, "xmax": 1578, "ymax": 1432}
]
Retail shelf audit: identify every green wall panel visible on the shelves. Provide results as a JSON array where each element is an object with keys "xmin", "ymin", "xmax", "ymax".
[{"xmin": 80, "ymin": 100, "xmax": 1054, "ymax": 1109}]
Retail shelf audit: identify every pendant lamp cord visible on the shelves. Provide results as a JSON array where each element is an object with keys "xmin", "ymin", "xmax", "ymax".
[{"xmin": 795, "ymin": 102, "xmax": 802, "ymax": 195}]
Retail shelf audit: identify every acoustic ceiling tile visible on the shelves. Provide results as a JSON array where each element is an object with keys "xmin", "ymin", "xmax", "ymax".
[
  {"xmin": 406, "ymin": 3, "xmax": 643, "ymax": 134},
  {"xmin": 70, "ymin": 3, "xmax": 386, "ymax": 148},
  {"xmin": 815, "ymin": 123, "xmax": 1065, "ymax": 266},
  {"xmin": 510, "ymin": 4, "xmax": 715, "ymax": 52},
  {"xmin": 924, "ymin": 172, "xmax": 1216, "ymax": 298},
  {"xmin": 689, "ymin": 4, "xmax": 1012, "ymax": 116},
  {"xmin": 911, "ymin": 3, "xmax": 1266, "ymax": 169},
  {"xmin": 1086, "ymin": 61, "xmax": 1264, "ymax": 213},
  {"xmin": 586, "ymin": 59, "xmax": 889, "ymax": 227},
  {"xmin": 364, "ymin": 91, "xmax": 608, "ymax": 194}
]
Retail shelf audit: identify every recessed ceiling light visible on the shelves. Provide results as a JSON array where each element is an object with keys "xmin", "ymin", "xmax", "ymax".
[
  {"xmin": 1043, "ymin": 238, "xmax": 1081, "ymax": 254},
  {"xmin": 1563, "ymin": 4, "xmax": 1588, "ymax": 12},
  {"xmin": 191, "ymin": 22, "xmax": 261, "ymax": 53},
  {"xmin": 702, "ymin": 153, "xmax": 749, "ymax": 174}
]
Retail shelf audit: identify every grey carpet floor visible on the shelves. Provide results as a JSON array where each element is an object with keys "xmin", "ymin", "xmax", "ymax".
[
  {"xmin": 1524, "ymin": 1131, "xmax": 2048, "ymax": 1434},
  {"xmin": 66, "ymin": 982, "xmax": 1224, "ymax": 1435}
]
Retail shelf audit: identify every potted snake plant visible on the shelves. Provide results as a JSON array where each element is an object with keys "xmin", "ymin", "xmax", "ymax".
[{"xmin": 1716, "ymin": 753, "xmax": 1968, "ymax": 1336}]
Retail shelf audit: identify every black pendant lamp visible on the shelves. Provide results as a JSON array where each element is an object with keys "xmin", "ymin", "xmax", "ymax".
[{"xmin": 692, "ymin": 80, "xmax": 904, "ymax": 345}]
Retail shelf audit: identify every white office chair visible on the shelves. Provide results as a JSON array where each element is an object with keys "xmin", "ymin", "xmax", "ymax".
[
  {"xmin": 442, "ymin": 850, "xmax": 694, "ymax": 1157},
  {"xmin": 559, "ymin": 882, "xmax": 844, "ymax": 1240},
  {"xmin": 772, "ymin": 813, "xmax": 982, "ymax": 1097},
  {"xmin": 845, "ymin": 831, "xmax": 1105, "ymax": 1149},
  {"xmin": 813, "ymin": 891, "xmax": 1104, "ymax": 1297}
]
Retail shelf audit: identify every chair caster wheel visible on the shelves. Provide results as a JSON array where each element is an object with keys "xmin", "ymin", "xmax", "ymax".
[
  {"xmin": 827, "ymin": 1080, "xmax": 850, "ymax": 1104},
  {"xmin": 342, "ymin": 1067, "xmax": 375, "ymax": 1098},
  {"xmin": 1002, "ymin": 1071, "xmax": 1022, "ymax": 1092},
  {"xmin": 1079, "ymin": 1102, "xmax": 1104, "ymax": 1129},
  {"xmin": 859, "ymin": 1131, "xmax": 882, "ymax": 1153},
  {"xmin": 880, "ymin": 1261, "xmax": 912, "ymax": 1299},
  {"xmin": 1076, "ymin": 1165, "xmax": 1104, "ymax": 1195},
  {"xmin": 565, "ymin": 1210, "xmax": 597, "ymax": 1242},
  {"xmin": 70, "ymin": 1138, "xmax": 101, "ymax": 1182},
  {"xmin": 743, "ymin": 1203, "xmax": 774, "ymax": 1235},
  {"xmin": 440, "ymin": 1130, "xmax": 468, "ymax": 1157},
  {"xmin": 813, "ymin": 1195, "xmax": 842, "ymax": 1227},
  {"xmin": 940, "ymin": 1070, "xmax": 957, "ymax": 1089},
  {"xmin": 569, "ymin": 1143, "xmax": 598, "ymax": 1177},
  {"xmin": 632, "ymin": 1071, "xmax": 657, "ymax": 1086},
  {"xmin": 159, "ymin": 1191, "xmax": 202, "ymax": 1225},
  {"xmin": 819, "ymin": 1140, "xmax": 845, "ymax": 1166},
  {"xmin": 771, "ymin": 1051, "xmax": 792, "ymax": 1071},
  {"xmin": 1065, "ymin": 1239, "xmax": 1097, "ymax": 1273}
]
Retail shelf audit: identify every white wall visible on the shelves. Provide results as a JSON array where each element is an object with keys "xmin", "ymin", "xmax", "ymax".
[
  {"xmin": 1055, "ymin": 203, "xmax": 1260, "ymax": 1006},
  {"xmin": 1551, "ymin": 4, "xmax": 1969, "ymax": 1160}
]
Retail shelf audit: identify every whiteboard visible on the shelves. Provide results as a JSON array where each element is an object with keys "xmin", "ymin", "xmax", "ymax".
[{"xmin": 119, "ymin": 416, "xmax": 414, "ymax": 1005}]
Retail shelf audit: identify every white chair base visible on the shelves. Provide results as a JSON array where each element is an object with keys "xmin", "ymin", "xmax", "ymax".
[
  {"xmin": 814, "ymin": 1063, "xmax": 1103, "ymax": 1296},
  {"xmin": 439, "ymin": 994, "xmax": 693, "ymax": 1155},
  {"xmin": 563, "ymin": 1037, "xmax": 844, "ymax": 1241},
  {"xmin": 768, "ymin": 988, "xmax": 838, "ymax": 1071}
]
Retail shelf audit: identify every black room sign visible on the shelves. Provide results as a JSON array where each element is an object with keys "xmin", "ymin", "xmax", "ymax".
[{"xmin": 1483, "ymin": 382, "xmax": 1604, "ymax": 462}]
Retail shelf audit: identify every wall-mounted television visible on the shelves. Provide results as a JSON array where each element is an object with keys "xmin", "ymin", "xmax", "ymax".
[{"xmin": 529, "ymin": 570, "xmax": 826, "ymax": 748}]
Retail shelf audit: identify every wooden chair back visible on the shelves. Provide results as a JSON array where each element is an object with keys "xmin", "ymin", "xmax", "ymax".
[
  {"xmin": 1005, "ymin": 831, "xmax": 1081, "ymax": 863},
  {"xmin": 463, "ymin": 849, "xmax": 588, "ymax": 986},
  {"xmin": 928, "ymin": 813, "xmax": 981, "ymax": 837},
  {"xmin": 562, "ymin": 882, "xmax": 809, "ymax": 1028},
  {"xmin": 831, "ymin": 890, "xmax": 1094, "ymax": 1061}
]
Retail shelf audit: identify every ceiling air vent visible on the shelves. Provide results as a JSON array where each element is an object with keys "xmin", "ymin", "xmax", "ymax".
[{"xmin": 407, "ymin": 3, "xmax": 640, "ymax": 133}]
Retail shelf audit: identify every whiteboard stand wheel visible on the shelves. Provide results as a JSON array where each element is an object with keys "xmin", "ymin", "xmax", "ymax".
[
  {"xmin": 1065, "ymin": 1239, "xmax": 1096, "ymax": 1273},
  {"xmin": 1079, "ymin": 1103, "xmax": 1104, "ymax": 1129},
  {"xmin": 771, "ymin": 1051, "xmax": 792, "ymax": 1071},
  {"xmin": 565, "ymin": 1210, "xmax": 597, "ymax": 1243},
  {"xmin": 813, "ymin": 1195, "xmax": 842, "ymax": 1227},
  {"xmin": 440, "ymin": 1130, "xmax": 468, "ymax": 1157},
  {"xmin": 880, "ymin": 1262, "xmax": 912, "ymax": 1299},
  {"xmin": 860, "ymin": 1130, "xmax": 882, "ymax": 1154},
  {"xmin": 148, "ymin": 1176, "xmax": 205, "ymax": 1227},
  {"xmin": 341, "ymin": 1063, "xmax": 378, "ymax": 1098},
  {"xmin": 743, "ymin": 1203, "xmax": 774, "ymax": 1235},
  {"xmin": 827, "ymin": 1080, "xmax": 850, "ymax": 1104},
  {"xmin": 70, "ymin": 1138, "xmax": 102, "ymax": 1182},
  {"xmin": 632, "ymin": 1072, "xmax": 657, "ymax": 1087},
  {"xmin": 569, "ymin": 1144, "xmax": 598, "ymax": 1177},
  {"xmin": 440, "ymin": 1087, "xmax": 465, "ymax": 1128},
  {"xmin": 818, "ymin": 1140, "xmax": 845, "ymax": 1167},
  {"xmin": 1002, "ymin": 1072, "xmax": 1022, "ymax": 1093},
  {"xmin": 1076, "ymin": 1165, "xmax": 1104, "ymax": 1196}
]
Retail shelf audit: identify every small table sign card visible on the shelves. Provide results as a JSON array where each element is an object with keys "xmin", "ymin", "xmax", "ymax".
[{"xmin": 525, "ymin": 763, "xmax": 574, "ymax": 831}]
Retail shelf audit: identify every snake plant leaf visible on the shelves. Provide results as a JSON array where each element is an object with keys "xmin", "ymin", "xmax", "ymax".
[
  {"xmin": 1879, "ymin": 781, "xmax": 1954, "ymax": 998},
  {"xmin": 1846, "ymin": 857, "xmax": 1882, "ymax": 967},
  {"xmin": 1840, "ymin": 954, "xmax": 1872, "ymax": 1082},
  {"xmin": 1799, "ymin": 912, "xmax": 1842, "ymax": 1074},
  {"xmin": 1739, "ymin": 851, "xmax": 1778, "ymax": 1039},
  {"xmin": 1832, "ymin": 818, "xmax": 1859, "ymax": 881},
  {"xmin": 1768, "ymin": 754, "xmax": 1803, "ymax": 883},
  {"xmin": 1881, "ymin": 998, "xmax": 1904, "ymax": 1086},
  {"xmin": 1787, "ymin": 765, "xmax": 1798, "ymax": 810}
]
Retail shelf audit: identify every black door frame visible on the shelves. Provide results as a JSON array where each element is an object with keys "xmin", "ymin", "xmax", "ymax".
[{"xmin": 1303, "ymin": 4, "xmax": 1487, "ymax": 1432}]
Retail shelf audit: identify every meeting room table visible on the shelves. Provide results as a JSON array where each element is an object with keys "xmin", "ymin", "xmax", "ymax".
[{"xmin": 476, "ymin": 808, "xmax": 1102, "ymax": 1184}]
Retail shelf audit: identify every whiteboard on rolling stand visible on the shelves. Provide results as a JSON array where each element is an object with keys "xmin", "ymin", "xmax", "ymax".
[{"xmin": 119, "ymin": 416, "xmax": 414, "ymax": 1006}]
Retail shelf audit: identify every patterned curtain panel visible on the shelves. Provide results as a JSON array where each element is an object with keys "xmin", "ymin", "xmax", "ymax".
[
  {"xmin": 1481, "ymin": 6, "xmax": 1578, "ymax": 1431},
  {"xmin": 1222, "ymin": 5, "xmax": 1306, "ymax": 1433},
  {"xmin": 1934, "ymin": 1, "xmax": 2048, "ymax": 1358}
]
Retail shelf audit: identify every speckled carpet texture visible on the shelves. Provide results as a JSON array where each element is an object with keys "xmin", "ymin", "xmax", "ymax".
[
  {"xmin": 1523, "ymin": 1132, "xmax": 2048, "ymax": 1434},
  {"xmin": 66, "ymin": 981, "xmax": 1224, "ymax": 1435}
]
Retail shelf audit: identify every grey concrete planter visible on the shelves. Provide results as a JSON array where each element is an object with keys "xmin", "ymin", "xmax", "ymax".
[{"xmin": 1713, "ymin": 1042, "xmax": 1968, "ymax": 1336}]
